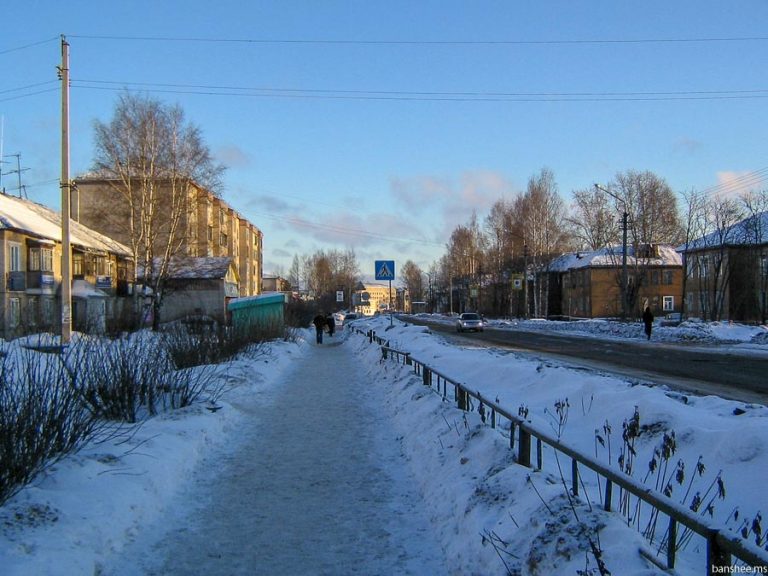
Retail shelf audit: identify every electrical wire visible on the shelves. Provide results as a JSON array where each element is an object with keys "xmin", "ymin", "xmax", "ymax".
[
  {"xmin": 0, "ymin": 36, "xmax": 58, "ymax": 56},
  {"xmin": 67, "ymin": 33, "xmax": 768, "ymax": 46},
  {"xmin": 70, "ymin": 79, "xmax": 768, "ymax": 103}
]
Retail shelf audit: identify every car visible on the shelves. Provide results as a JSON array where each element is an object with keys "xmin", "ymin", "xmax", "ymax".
[
  {"xmin": 342, "ymin": 313, "xmax": 359, "ymax": 326},
  {"xmin": 456, "ymin": 312, "xmax": 484, "ymax": 333}
]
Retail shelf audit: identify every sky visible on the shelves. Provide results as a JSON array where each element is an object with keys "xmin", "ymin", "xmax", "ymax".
[
  {"xmin": 1, "ymin": 318, "xmax": 766, "ymax": 575},
  {"xmin": 3, "ymin": 1, "xmax": 768, "ymax": 279}
]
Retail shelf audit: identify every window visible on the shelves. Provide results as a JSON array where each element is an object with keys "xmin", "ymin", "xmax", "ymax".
[
  {"xmin": 95, "ymin": 256, "xmax": 108, "ymax": 276},
  {"xmin": 220, "ymin": 232, "xmax": 228, "ymax": 247},
  {"xmin": 663, "ymin": 296, "xmax": 674, "ymax": 312},
  {"xmin": 8, "ymin": 243, "xmax": 21, "ymax": 271},
  {"xmin": 663, "ymin": 271, "xmax": 674, "ymax": 285},
  {"xmin": 9, "ymin": 298, "xmax": 21, "ymax": 328},
  {"xmin": 650, "ymin": 270, "xmax": 660, "ymax": 285},
  {"xmin": 43, "ymin": 298, "xmax": 54, "ymax": 322},
  {"xmin": 29, "ymin": 247, "xmax": 54, "ymax": 272},
  {"xmin": 73, "ymin": 253, "xmax": 84, "ymax": 276},
  {"xmin": 41, "ymin": 248, "xmax": 53, "ymax": 271}
]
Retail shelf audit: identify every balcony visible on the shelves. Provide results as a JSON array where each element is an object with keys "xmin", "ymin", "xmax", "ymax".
[
  {"xmin": 25, "ymin": 271, "xmax": 56, "ymax": 292},
  {"xmin": 6, "ymin": 271, "xmax": 25, "ymax": 291}
]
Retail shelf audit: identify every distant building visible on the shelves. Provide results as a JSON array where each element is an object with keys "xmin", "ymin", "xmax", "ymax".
[
  {"xmin": 678, "ymin": 211, "xmax": 768, "ymax": 323},
  {"xmin": 0, "ymin": 193, "xmax": 133, "ymax": 339},
  {"xmin": 262, "ymin": 274, "xmax": 291, "ymax": 293},
  {"xmin": 548, "ymin": 244, "xmax": 683, "ymax": 319},
  {"xmin": 74, "ymin": 176, "xmax": 263, "ymax": 298},
  {"xmin": 354, "ymin": 283, "xmax": 392, "ymax": 315}
]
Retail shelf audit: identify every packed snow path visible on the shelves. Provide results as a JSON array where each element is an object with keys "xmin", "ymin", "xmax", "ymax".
[{"xmin": 106, "ymin": 334, "xmax": 448, "ymax": 575}]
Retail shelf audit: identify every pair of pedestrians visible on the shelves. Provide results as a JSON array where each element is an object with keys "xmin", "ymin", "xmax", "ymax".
[{"xmin": 312, "ymin": 313, "xmax": 336, "ymax": 344}]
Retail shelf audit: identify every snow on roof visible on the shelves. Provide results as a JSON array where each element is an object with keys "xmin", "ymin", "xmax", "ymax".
[
  {"xmin": 151, "ymin": 256, "xmax": 234, "ymax": 280},
  {"xmin": 0, "ymin": 193, "xmax": 131, "ymax": 256},
  {"xmin": 550, "ymin": 244, "xmax": 682, "ymax": 272},
  {"xmin": 680, "ymin": 211, "xmax": 768, "ymax": 251}
]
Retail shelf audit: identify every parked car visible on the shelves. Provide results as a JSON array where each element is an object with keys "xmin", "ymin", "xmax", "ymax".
[
  {"xmin": 456, "ymin": 312, "xmax": 484, "ymax": 333},
  {"xmin": 343, "ymin": 313, "xmax": 359, "ymax": 326}
]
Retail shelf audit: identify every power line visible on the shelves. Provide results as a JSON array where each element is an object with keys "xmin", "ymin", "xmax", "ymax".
[
  {"xmin": 70, "ymin": 79, "xmax": 768, "ymax": 103},
  {"xmin": 0, "ymin": 88, "xmax": 59, "ymax": 104},
  {"xmin": 695, "ymin": 167, "xmax": 768, "ymax": 197},
  {"xmin": 0, "ymin": 36, "xmax": 58, "ymax": 56},
  {"xmin": 68, "ymin": 33, "xmax": 768, "ymax": 46},
  {"xmin": 0, "ymin": 80, "xmax": 59, "ymax": 96}
]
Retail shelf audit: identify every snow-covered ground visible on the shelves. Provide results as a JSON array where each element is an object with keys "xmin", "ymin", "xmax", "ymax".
[{"xmin": 0, "ymin": 317, "xmax": 766, "ymax": 575}]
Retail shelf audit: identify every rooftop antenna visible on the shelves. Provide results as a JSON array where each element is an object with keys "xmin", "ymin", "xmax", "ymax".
[{"xmin": 5, "ymin": 153, "xmax": 30, "ymax": 198}]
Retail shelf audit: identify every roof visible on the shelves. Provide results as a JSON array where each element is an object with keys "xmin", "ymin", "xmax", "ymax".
[
  {"xmin": 679, "ymin": 211, "xmax": 768, "ymax": 251},
  {"xmin": 550, "ymin": 244, "xmax": 682, "ymax": 272},
  {"xmin": 151, "ymin": 256, "xmax": 236, "ymax": 280},
  {"xmin": 0, "ymin": 193, "xmax": 131, "ymax": 256}
]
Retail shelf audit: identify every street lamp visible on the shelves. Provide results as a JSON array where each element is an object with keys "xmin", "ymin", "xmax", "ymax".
[{"xmin": 594, "ymin": 183, "xmax": 629, "ymax": 319}]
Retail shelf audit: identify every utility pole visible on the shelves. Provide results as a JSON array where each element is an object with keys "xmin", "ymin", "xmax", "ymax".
[
  {"xmin": 595, "ymin": 184, "xmax": 629, "ymax": 319},
  {"xmin": 59, "ymin": 35, "xmax": 72, "ymax": 343},
  {"xmin": 523, "ymin": 244, "xmax": 529, "ymax": 319}
]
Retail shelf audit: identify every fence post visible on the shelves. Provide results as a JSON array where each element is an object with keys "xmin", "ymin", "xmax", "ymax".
[
  {"xmin": 423, "ymin": 367, "xmax": 431, "ymax": 386},
  {"xmin": 510, "ymin": 422, "xmax": 516, "ymax": 450},
  {"xmin": 457, "ymin": 385, "xmax": 468, "ymax": 411},
  {"xmin": 667, "ymin": 517, "xmax": 677, "ymax": 570},
  {"xmin": 381, "ymin": 347, "xmax": 388, "ymax": 361},
  {"xmin": 604, "ymin": 479, "xmax": 613, "ymax": 511},
  {"xmin": 518, "ymin": 427, "xmax": 531, "ymax": 467},
  {"xmin": 707, "ymin": 532, "xmax": 730, "ymax": 575},
  {"xmin": 405, "ymin": 353, "xmax": 412, "ymax": 366},
  {"xmin": 571, "ymin": 459, "xmax": 579, "ymax": 497},
  {"xmin": 536, "ymin": 438, "xmax": 543, "ymax": 470}
]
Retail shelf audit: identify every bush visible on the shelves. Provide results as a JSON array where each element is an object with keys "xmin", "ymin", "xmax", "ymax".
[{"xmin": 0, "ymin": 347, "xmax": 105, "ymax": 505}]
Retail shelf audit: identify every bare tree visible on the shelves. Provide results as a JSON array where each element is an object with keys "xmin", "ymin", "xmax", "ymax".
[
  {"xmin": 683, "ymin": 193, "xmax": 745, "ymax": 320},
  {"xmin": 445, "ymin": 212, "xmax": 486, "ymax": 312},
  {"xmin": 612, "ymin": 170, "xmax": 683, "ymax": 246},
  {"xmin": 91, "ymin": 92, "xmax": 225, "ymax": 329},
  {"xmin": 400, "ymin": 260, "xmax": 424, "ymax": 308},
  {"xmin": 569, "ymin": 186, "xmax": 620, "ymax": 250},
  {"xmin": 304, "ymin": 248, "xmax": 360, "ymax": 309},
  {"xmin": 511, "ymin": 168, "xmax": 573, "ymax": 317}
]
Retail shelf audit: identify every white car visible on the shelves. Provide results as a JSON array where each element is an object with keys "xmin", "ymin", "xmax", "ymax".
[{"xmin": 456, "ymin": 312, "xmax": 484, "ymax": 333}]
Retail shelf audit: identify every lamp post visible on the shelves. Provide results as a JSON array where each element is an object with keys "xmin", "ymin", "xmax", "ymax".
[{"xmin": 595, "ymin": 183, "xmax": 629, "ymax": 319}]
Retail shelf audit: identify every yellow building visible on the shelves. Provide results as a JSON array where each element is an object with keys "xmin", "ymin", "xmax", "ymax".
[{"xmin": 356, "ymin": 283, "xmax": 393, "ymax": 315}]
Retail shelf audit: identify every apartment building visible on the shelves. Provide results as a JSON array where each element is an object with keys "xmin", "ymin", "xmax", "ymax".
[
  {"xmin": 74, "ymin": 176, "xmax": 263, "ymax": 298},
  {"xmin": 0, "ymin": 193, "xmax": 133, "ymax": 339}
]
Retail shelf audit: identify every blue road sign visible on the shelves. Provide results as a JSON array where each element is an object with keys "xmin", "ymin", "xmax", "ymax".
[{"xmin": 375, "ymin": 260, "xmax": 395, "ymax": 281}]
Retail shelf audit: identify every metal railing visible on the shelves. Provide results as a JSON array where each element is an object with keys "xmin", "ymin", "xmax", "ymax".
[{"xmin": 361, "ymin": 329, "xmax": 768, "ymax": 575}]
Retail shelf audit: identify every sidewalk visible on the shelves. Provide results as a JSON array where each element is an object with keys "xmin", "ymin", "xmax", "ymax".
[{"xmin": 106, "ymin": 333, "xmax": 447, "ymax": 575}]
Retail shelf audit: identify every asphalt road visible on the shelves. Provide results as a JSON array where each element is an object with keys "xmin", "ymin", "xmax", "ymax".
[{"xmin": 405, "ymin": 317, "xmax": 768, "ymax": 405}]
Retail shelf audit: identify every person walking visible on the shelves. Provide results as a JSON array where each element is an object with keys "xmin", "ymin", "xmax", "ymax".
[
  {"xmin": 326, "ymin": 313, "xmax": 336, "ymax": 337},
  {"xmin": 642, "ymin": 306, "xmax": 654, "ymax": 340},
  {"xmin": 313, "ymin": 314, "xmax": 327, "ymax": 344}
]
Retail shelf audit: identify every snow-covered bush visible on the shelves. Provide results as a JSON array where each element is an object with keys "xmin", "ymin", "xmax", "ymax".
[{"xmin": 0, "ymin": 347, "xmax": 104, "ymax": 505}]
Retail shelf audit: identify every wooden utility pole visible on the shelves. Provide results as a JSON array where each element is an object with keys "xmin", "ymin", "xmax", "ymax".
[{"xmin": 59, "ymin": 35, "xmax": 72, "ymax": 343}]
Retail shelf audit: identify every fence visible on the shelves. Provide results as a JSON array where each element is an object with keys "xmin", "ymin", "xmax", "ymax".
[{"xmin": 359, "ymin": 328, "xmax": 768, "ymax": 575}]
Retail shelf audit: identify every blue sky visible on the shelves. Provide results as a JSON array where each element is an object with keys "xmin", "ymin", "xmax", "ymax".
[{"xmin": 3, "ymin": 1, "xmax": 768, "ymax": 279}]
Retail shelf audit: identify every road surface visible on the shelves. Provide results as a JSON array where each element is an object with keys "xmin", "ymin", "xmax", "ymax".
[{"xmin": 405, "ymin": 317, "xmax": 768, "ymax": 405}]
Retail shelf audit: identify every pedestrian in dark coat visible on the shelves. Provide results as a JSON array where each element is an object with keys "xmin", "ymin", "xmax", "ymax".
[
  {"xmin": 642, "ymin": 306, "xmax": 654, "ymax": 340},
  {"xmin": 326, "ymin": 314, "xmax": 336, "ymax": 337},
  {"xmin": 313, "ymin": 314, "xmax": 326, "ymax": 344}
]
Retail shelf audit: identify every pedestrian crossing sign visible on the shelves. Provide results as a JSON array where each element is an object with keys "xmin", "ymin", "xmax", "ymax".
[{"xmin": 375, "ymin": 260, "xmax": 395, "ymax": 280}]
